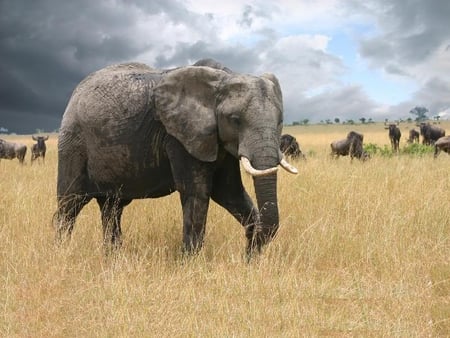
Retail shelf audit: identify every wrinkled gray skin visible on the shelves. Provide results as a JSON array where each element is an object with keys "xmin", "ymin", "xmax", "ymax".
[
  {"xmin": 419, "ymin": 123, "xmax": 445, "ymax": 145},
  {"xmin": 330, "ymin": 131, "xmax": 368, "ymax": 161},
  {"xmin": 54, "ymin": 59, "xmax": 297, "ymax": 257},
  {"xmin": 434, "ymin": 136, "xmax": 450, "ymax": 158},
  {"xmin": 31, "ymin": 135, "xmax": 49, "ymax": 164},
  {"xmin": 0, "ymin": 139, "xmax": 27, "ymax": 164}
]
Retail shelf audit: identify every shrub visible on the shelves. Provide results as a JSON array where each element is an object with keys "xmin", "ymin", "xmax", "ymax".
[{"xmin": 401, "ymin": 143, "xmax": 434, "ymax": 156}]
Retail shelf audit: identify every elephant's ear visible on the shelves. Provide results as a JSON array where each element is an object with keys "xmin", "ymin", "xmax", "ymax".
[
  {"xmin": 260, "ymin": 73, "xmax": 283, "ymax": 101},
  {"xmin": 154, "ymin": 66, "xmax": 225, "ymax": 162}
]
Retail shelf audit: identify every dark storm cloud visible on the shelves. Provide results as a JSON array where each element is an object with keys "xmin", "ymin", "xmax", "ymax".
[
  {"xmin": 0, "ymin": 0, "xmax": 196, "ymax": 133},
  {"xmin": 154, "ymin": 40, "xmax": 261, "ymax": 75},
  {"xmin": 2, "ymin": 0, "xmax": 448, "ymax": 133}
]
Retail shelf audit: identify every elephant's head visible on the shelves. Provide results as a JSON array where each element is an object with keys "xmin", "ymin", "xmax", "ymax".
[{"xmin": 154, "ymin": 65, "xmax": 297, "ymax": 253}]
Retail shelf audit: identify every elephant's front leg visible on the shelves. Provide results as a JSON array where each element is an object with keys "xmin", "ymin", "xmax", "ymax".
[
  {"xmin": 179, "ymin": 192, "xmax": 211, "ymax": 253},
  {"xmin": 210, "ymin": 153, "xmax": 261, "ymax": 251},
  {"xmin": 166, "ymin": 137, "xmax": 214, "ymax": 254}
]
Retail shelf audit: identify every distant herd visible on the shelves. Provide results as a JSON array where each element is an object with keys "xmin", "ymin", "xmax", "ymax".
[
  {"xmin": 0, "ymin": 135, "xmax": 48, "ymax": 164},
  {"xmin": 280, "ymin": 122, "xmax": 449, "ymax": 161},
  {"xmin": 1, "ymin": 122, "xmax": 449, "ymax": 166}
]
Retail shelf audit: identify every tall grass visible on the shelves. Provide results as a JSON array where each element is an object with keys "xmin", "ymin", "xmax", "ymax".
[{"xmin": 1, "ymin": 124, "xmax": 448, "ymax": 336}]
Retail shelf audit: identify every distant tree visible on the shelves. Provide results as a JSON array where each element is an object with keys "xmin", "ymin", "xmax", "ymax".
[
  {"xmin": 325, "ymin": 119, "xmax": 332, "ymax": 124},
  {"xmin": 346, "ymin": 119, "xmax": 355, "ymax": 125},
  {"xmin": 409, "ymin": 106, "xmax": 429, "ymax": 122},
  {"xmin": 302, "ymin": 118, "xmax": 310, "ymax": 125},
  {"xmin": 433, "ymin": 115, "xmax": 441, "ymax": 122},
  {"xmin": 407, "ymin": 117, "xmax": 413, "ymax": 123},
  {"xmin": 368, "ymin": 118, "xmax": 374, "ymax": 124},
  {"xmin": 359, "ymin": 117, "xmax": 366, "ymax": 124},
  {"xmin": 334, "ymin": 117, "xmax": 340, "ymax": 124},
  {"xmin": 292, "ymin": 121, "xmax": 300, "ymax": 126}
]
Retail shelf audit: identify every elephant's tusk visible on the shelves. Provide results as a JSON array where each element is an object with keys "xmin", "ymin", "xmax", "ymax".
[
  {"xmin": 280, "ymin": 157, "xmax": 298, "ymax": 174},
  {"xmin": 240, "ymin": 157, "xmax": 278, "ymax": 177}
]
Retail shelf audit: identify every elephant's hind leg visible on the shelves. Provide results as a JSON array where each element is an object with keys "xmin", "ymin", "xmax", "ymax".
[{"xmin": 96, "ymin": 196, "xmax": 131, "ymax": 251}]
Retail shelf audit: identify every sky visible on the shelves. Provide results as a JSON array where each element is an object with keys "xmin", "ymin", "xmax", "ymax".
[{"xmin": 1, "ymin": 0, "xmax": 449, "ymax": 134}]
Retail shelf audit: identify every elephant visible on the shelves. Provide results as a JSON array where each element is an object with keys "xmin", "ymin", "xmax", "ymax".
[
  {"xmin": 0, "ymin": 139, "xmax": 27, "ymax": 164},
  {"xmin": 53, "ymin": 59, "xmax": 298, "ymax": 257}
]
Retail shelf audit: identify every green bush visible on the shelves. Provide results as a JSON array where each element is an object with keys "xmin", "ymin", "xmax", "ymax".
[
  {"xmin": 401, "ymin": 143, "xmax": 434, "ymax": 156},
  {"xmin": 364, "ymin": 143, "xmax": 392, "ymax": 157},
  {"xmin": 364, "ymin": 142, "xmax": 434, "ymax": 157}
]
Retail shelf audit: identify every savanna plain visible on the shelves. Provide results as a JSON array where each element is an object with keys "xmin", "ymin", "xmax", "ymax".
[{"xmin": 1, "ymin": 123, "xmax": 449, "ymax": 337}]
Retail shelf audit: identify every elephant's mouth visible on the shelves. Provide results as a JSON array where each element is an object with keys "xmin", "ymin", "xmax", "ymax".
[{"xmin": 240, "ymin": 156, "xmax": 298, "ymax": 176}]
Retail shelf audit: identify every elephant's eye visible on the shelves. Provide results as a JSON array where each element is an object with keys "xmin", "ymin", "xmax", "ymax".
[{"xmin": 229, "ymin": 114, "xmax": 241, "ymax": 126}]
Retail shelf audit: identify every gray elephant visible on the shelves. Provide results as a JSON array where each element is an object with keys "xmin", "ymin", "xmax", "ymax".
[
  {"xmin": 54, "ymin": 59, "xmax": 298, "ymax": 257},
  {"xmin": 0, "ymin": 139, "xmax": 27, "ymax": 164}
]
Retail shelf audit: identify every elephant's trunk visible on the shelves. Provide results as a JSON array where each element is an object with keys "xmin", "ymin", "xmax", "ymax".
[
  {"xmin": 243, "ymin": 137, "xmax": 280, "ymax": 255},
  {"xmin": 246, "ymin": 173, "xmax": 279, "ymax": 255}
]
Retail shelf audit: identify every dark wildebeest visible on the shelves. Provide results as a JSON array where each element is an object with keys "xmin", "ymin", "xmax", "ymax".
[
  {"xmin": 434, "ymin": 136, "xmax": 450, "ymax": 158},
  {"xmin": 418, "ymin": 123, "xmax": 445, "ymax": 145},
  {"xmin": 0, "ymin": 139, "xmax": 27, "ymax": 164},
  {"xmin": 385, "ymin": 123, "xmax": 401, "ymax": 152},
  {"xmin": 31, "ymin": 135, "xmax": 49, "ymax": 164},
  {"xmin": 330, "ymin": 131, "xmax": 369, "ymax": 161},
  {"xmin": 407, "ymin": 129, "xmax": 420, "ymax": 144},
  {"xmin": 280, "ymin": 134, "xmax": 306, "ymax": 160}
]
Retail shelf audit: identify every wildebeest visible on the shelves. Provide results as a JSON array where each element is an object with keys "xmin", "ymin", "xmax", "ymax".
[
  {"xmin": 418, "ymin": 122, "xmax": 445, "ymax": 145},
  {"xmin": 407, "ymin": 129, "xmax": 420, "ymax": 143},
  {"xmin": 434, "ymin": 136, "xmax": 450, "ymax": 158},
  {"xmin": 280, "ymin": 134, "xmax": 306, "ymax": 160},
  {"xmin": 0, "ymin": 138, "xmax": 27, "ymax": 164},
  {"xmin": 385, "ymin": 123, "xmax": 401, "ymax": 152},
  {"xmin": 31, "ymin": 135, "xmax": 49, "ymax": 164},
  {"xmin": 330, "ymin": 131, "xmax": 369, "ymax": 161}
]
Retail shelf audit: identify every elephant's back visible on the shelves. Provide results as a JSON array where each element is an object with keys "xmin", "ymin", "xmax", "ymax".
[
  {"xmin": 58, "ymin": 63, "xmax": 169, "ymax": 192},
  {"xmin": 61, "ymin": 62, "xmax": 162, "ymax": 133}
]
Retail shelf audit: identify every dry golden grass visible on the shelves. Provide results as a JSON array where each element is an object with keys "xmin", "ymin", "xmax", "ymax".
[{"xmin": 1, "ymin": 124, "xmax": 449, "ymax": 337}]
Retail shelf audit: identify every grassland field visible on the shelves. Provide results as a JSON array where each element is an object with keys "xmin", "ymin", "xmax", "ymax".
[{"xmin": 0, "ymin": 122, "xmax": 449, "ymax": 336}]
